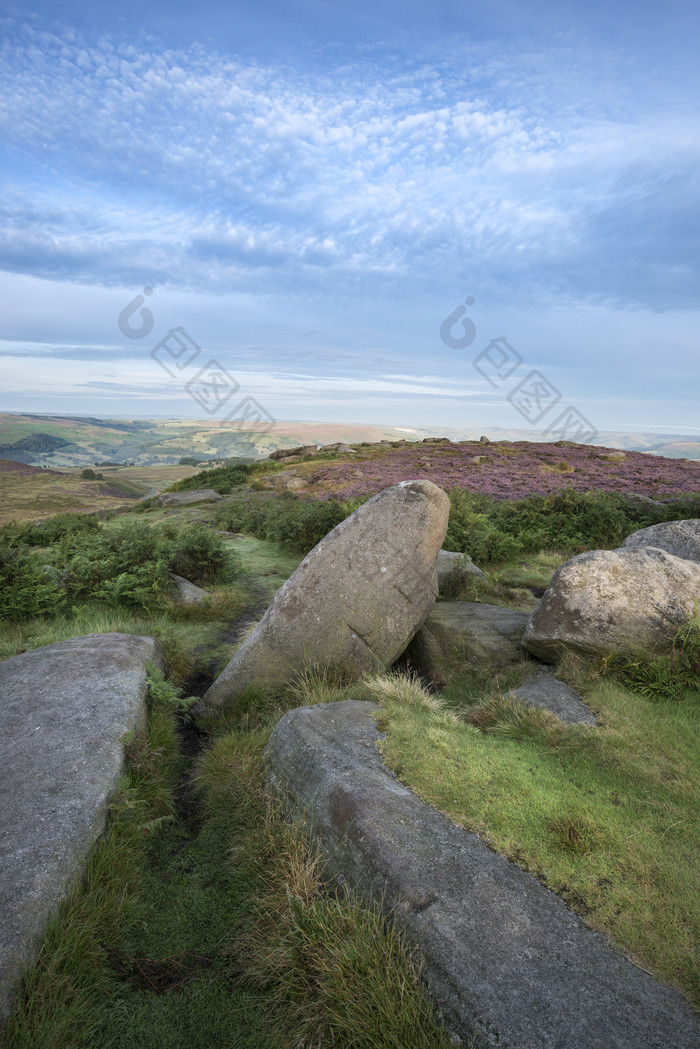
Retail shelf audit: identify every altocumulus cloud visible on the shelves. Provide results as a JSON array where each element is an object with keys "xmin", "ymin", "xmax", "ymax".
[{"xmin": 1, "ymin": 11, "xmax": 698, "ymax": 308}]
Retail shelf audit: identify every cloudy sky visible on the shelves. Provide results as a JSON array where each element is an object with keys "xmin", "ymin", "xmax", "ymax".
[{"xmin": 1, "ymin": 0, "xmax": 698, "ymax": 435}]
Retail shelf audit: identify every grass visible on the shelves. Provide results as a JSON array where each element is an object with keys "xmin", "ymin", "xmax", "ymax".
[
  {"xmin": 0, "ymin": 593, "xmax": 247, "ymax": 689},
  {"xmin": 1, "ymin": 667, "xmax": 453, "ymax": 1049},
  {"xmin": 193, "ymin": 708, "xmax": 453, "ymax": 1049},
  {"xmin": 0, "ymin": 672, "xmax": 186, "ymax": 1049},
  {"xmin": 0, "ymin": 469, "xmax": 146, "ymax": 524},
  {"xmin": 1, "ymin": 513, "xmax": 451, "ymax": 1048},
  {"xmin": 220, "ymin": 534, "xmax": 303, "ymax": 601},
  {"xmin": 3, "ymin": 479, "xmax": 699, "ymax": 1040},
  {"xmin": 354, "ymin": 668, "xmax": 700, "ymax": 1006}
]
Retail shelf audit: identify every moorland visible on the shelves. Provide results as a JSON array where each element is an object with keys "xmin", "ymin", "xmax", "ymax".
[{"xmin": 1, "ymin": 434, "xmax": 698, "ymax": 1048}]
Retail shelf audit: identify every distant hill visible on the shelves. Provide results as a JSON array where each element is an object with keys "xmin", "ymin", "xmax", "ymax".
[{"xmin": 0, "ymin": 412, "xmax": 698, "ymax": 467}]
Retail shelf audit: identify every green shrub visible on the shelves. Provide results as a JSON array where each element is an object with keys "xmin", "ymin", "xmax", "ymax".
[
  {"xmin": 216, "ymin": 494, "xmax": 348, "ymax": 555},
  {"xmin": 444, "ymin": 489, "xmax": 525, "ymax": 562},
  {"xmin": 444, "ymin": 487, "xmax": 664, "ymax": 563},
  {"xmin": 598, "ymin": 615, "xmax": 700, "ymax": 701},
  {"xmin": 167, "ymin": 523, "xmax": 240, "ymax": 586},
  {"xmin": 0, "ymin": 546, "xmax": 66, "ymax": 621},
  {"xmin": 0, "ymin": 512, "xmax": 101, "ymax": 548},
  {"xmin": 50, "ymin": 521, "xmax": 238, "ymax": 608},
  {"xmin": 169, "ymin": 460, "xmax": 252, "ymax": 495}
]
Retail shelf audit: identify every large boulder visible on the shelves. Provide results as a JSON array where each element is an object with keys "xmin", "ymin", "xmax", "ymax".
[
  {"xmin": 0, "ymin": 633, "xmax": 163, "ymax": 1028},
  {"xmin": 522, "ymin": 548, "xmax": 700, "ymax": 662},
  {"xmin": 158, "ymin": 488, "xmax": 222, "ymax": 507},
  {"xmin": 193, "ymin": 480, "xmax": 449, "ymax": 718},
  {"xmin": 620, "ymin": 519, "xmax": 700, "ymax": 563},
  {"xmin": 404, "ymin": 602, "xmax": 530, "ymax": 684},
  {"xmin": 264, "ymin": 700, "xmax": 700, "ymax": 1049}
]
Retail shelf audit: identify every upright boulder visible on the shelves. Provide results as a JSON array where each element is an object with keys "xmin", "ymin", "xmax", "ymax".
[
  {"xmin": 194, "ymin": 480, "xmax": 449, "ymax": 718},
  {"xmin": 0, "ymin": 633, "xmax": 163, "ymax": 1028},
  {"xmin": 522, "ymin": 548, "xmax": 700, "ymax": 662},
  {"xmin": 620, "ymin": 519, "xmax": 700, "ymax": 563}
]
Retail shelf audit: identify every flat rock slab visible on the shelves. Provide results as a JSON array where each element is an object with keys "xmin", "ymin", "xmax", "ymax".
[
  {"xmin": 506, "ymin": 672, "xmax": 597, "ymax": 725},
  {"xmin": 158, "ymin": 489, "xmax": 222, "ymax": 506},
  {"xmin": 0, "ymin": 633, "xmax": 163, "ymax": 1027},
  {"xmin": 265, "ymin": 700, "xmax": 699, "ymax": 1049},
  {"xmin": 405, "ymin": 602, "xmax": 530, "ymax": 683}
]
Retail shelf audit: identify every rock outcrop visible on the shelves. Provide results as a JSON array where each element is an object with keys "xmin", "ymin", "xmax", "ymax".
[
  {"xmin": 404, "ymin": 602, "xmax": 530, "ymax": 683},
  {"xmin": 158, "ymin": 488, "xmax": 222, "ymax": 507},
  {"xmin": 269, "ymin": 445, "xmax": 317, "ymax": 460},
  {"xmin": 194, "ymin": 480, "xmax": 449, "ymax": 718},
  {"xmin": 265, "ymin": 700, "xmax": 699, "ymax": 1049},
  {"xmin": 522, "ymin": 547, "xmax": 700, "ymax": 662},
  {"xmin": 0, "ymin": 633, "xmax": 163, "ymax": 1027},
  {"xmin": 620, "ymin": 519, "xmax": 700, "ymax": 563}
]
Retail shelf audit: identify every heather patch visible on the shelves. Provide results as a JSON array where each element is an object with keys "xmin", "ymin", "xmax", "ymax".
[{"xmin": 304, "ymin": 441, "xmax": 700, "ymax": 502}]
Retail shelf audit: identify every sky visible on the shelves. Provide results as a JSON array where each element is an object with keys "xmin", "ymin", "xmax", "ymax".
[{"xmin": 1, "ymin": 0, "xmax": 698, "ymax": 438}]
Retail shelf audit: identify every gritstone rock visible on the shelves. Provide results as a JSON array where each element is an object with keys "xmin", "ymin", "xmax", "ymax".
[
  {"xmin": 522, "ymin": 547, "xmax": 700, "ymax": 661},
  {"xmin": 193, "ymin": 480, "xmax": 449, "ymax": 718},
  {"xmin": 0, "ymin": 633, "xmax": 163, "ymax": 1028}
]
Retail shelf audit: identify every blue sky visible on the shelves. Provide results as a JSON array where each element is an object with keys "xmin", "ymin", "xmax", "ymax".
[{"xmin": 1, "ymin": 0, "xmax": 698, "ymax": 435}]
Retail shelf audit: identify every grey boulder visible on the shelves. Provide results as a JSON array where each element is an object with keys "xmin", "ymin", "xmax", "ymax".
[
  {"xmin": 0, "ymin": 633, "xmax": 163, "ymax": 1028},
  {"xmin": 436, "ymin": 550, "xmax": 486, "ymax": 593},
  {"xmin": 265, "ymin": 700, "xmax": 699, "ymax": 1049},
  {"xmin": 169, "ymin": 572, "xmax": 210, "ymax": 605},
  {"xmin": 404, "ymin": 602, "xmax": 530, "ymax": 683},
  {"xmin": 506, "ymin": 672, "xmax": 596, "ymax": 725},
  {"xmin": 194, "ymin": 480, "xmax": 449, "ymax": 718},
  {"xmin": 620, "ymin": 519, "xmax": 700, "ymax": 563},
  {"xmin": 522, "ymin": 547, "xmax": 700, "ymax": 662},
  {"xmin": 158, "ymin": 488, "xmax": 222, "ymax": 507}
]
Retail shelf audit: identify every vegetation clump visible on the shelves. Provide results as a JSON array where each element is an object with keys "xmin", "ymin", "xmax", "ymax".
[
  {"xmin": 598, "ymin": 615, "xmax": 700, "ymax": 701},
  {"xmin": 0, "ymin": 519, "xmax": 240, "ymax": 619}
]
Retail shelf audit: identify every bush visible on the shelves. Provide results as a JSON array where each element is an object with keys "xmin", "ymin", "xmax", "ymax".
[
  {"xmin": 0, "ymin": 513, "xmax": 101, "ymax": 548},
  {"xmin": 598, "ymin": 615, "xmax": 700, "ymax": 701},
  {"xmin": 444, "ymin": 487, "xmax": 665, "ymax": 563},
  {"xmin": 216, "ymin": 494, "xmax": 348, "ymax": 555},
  {"xmin": 169, "ymin": 460, "xmax": 252, "ymax": 495},
  {"xmin": 0, "ymin": 546, "xmax": 66, "ymax": 620},
  {"xmin": 167, "ymin": 523, "xmax": 240, "ymax": 586},
  {"xmin": 51, "ymin": 521, "xmax": 238, "ymax": 608}
]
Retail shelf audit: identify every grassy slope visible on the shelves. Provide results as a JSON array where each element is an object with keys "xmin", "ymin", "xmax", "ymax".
[
  {"xmin": 0, "ymin": 464, "xmax": 205, "ymax": 526},
  {"xmin": 2, "ymin": 477, "xmax": 698, "ymax": 1038},
  {"xmin": 370, "ymin": 670, "xmax": 699, "ymax": 1005},
  {"xmin": 0, "ymin": 529, "xmax": 449, "ymax": 1049}
]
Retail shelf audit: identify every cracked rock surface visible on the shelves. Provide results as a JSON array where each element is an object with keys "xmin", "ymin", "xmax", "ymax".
[
  {"xmin": 194, "ymin": 480, "xmax": 449, "ymax": 719},
  {"xmin": 265, "ymin": 699, "xmax": 700, "ymax": 1049}
]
